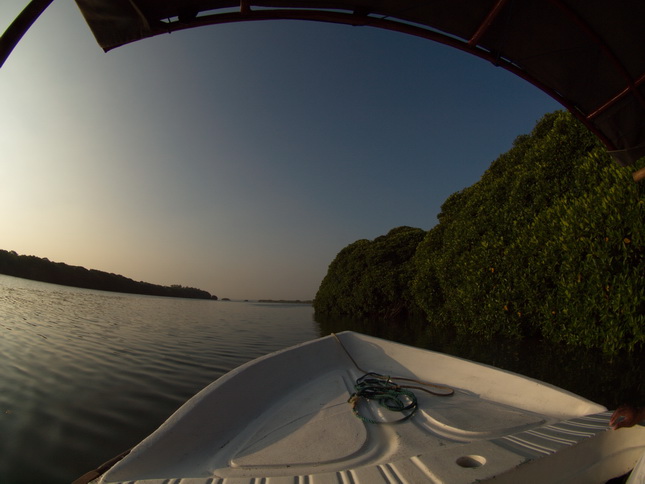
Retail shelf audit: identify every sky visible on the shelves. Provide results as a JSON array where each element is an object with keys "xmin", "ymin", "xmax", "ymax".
[{"xmin": 0, "ymin": 1, "xmax": 560, "ymax": 300}]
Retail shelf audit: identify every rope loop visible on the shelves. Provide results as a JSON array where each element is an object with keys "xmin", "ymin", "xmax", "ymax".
[{"xmin": 349, "ymin": 372, "xmax": 419, "ymax": 424}]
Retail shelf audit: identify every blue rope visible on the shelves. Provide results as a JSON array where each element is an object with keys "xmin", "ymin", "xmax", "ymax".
[{"xmin": 348, "ymin": 372, "xmax": 418, "ymax": 424}]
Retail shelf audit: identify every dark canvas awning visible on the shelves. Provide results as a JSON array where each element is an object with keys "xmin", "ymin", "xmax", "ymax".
[{"xmin": 3, "ymin": 0, "xmax": 645, "ymax": 169}]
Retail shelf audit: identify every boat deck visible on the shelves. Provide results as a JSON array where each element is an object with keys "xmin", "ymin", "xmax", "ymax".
[{"xmin": 93, "ymin": 332, "xmax": 644, "ymax": 483}]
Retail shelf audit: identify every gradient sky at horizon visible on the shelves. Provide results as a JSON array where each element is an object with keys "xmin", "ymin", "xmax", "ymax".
[{"xmin": 1, "ymin": 0, "xmax": 560, "ymax": 300}]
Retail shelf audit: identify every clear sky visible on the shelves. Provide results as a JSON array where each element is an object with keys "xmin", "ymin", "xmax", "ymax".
[{"xmin": 1, "ymin": 0, "xmax": 560, "ymax": 300}]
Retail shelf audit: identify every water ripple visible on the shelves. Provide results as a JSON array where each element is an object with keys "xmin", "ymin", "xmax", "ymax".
[{"xmin": 0, "ymin": 275, "xmax": 317, "ymax": 484}]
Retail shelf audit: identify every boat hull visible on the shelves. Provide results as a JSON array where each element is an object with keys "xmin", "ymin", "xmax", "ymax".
[{"xmin": 89, "ymin": 332, "xmax": 645, "ymax": 483}]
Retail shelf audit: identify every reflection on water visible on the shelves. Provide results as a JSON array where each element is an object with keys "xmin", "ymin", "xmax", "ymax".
[
  {"xmin": 0, "ymin": 275, "xmax": 318, "ymax": 484},
  {"xmin": 0, "ymin": 274, "xmax": 642, "ymax": 483}
]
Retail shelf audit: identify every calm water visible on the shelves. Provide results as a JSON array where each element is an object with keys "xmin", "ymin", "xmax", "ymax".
[
  {"xmin": 0, "ymin": 274, "xmax": 642, "ymax": 483},
  {"xmin": 0, "ymin": 275, "xmax": 319, "ymax": 483}
]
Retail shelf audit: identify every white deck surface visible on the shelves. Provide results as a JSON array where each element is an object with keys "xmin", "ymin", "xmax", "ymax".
[{"xmin": 93, "ymin": 332, "xmax": 645, "ymax": 483}]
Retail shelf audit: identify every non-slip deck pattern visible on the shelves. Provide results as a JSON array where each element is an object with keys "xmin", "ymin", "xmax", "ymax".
[
  {"xmin": 495, "ymin": 411, "xmax": 612, "ymax": 457},
  {"xmin": 112, "ymin": 413, "xmax": 615, "ymax": 484}
]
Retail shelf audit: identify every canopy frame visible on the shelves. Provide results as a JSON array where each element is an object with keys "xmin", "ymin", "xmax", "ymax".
[
  {"xmin": 0, "ymin": 0, "xmax": 53, "ymax": 68},
  {"xmin": 2, "ymin": 0, "xmax": 645, "ymax": 180}
]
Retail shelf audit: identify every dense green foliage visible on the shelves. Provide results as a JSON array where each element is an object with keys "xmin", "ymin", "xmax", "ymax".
[
  {"xmin": 0, "ymin": 249, "xmax": 213, "ymax": 299},
  {"xmin": 315, "ymin": 111, "xmax": 644, "ymax": 353},
  {"xmin": 314, "ymin": 226, "xmax": 426, "ymax": 319}
]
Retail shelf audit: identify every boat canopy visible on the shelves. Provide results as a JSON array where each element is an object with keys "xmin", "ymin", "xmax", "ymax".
[{"xmin": 3, "ymin": 0, "xmax": 645, "ymax": 170}]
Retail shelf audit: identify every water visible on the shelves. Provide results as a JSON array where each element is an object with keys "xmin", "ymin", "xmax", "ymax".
[
  {"xmin": 0, "ymin": 274, "xmax": 642, "ymax": 483},
  {"xmin": 0, "ymin": 275, "xmax": 318, "ymax": 483}
]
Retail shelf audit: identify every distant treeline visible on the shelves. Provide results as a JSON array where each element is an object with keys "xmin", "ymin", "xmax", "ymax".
[
  {"xmin": 314, "ymin": 111, "xmax": 644, "ymax": 354},
  {"xmin": 0, "ymin": 250, "xmax": 213, "ymax": 300},
  {"xmin": 258, "ymin": 299, "xmax": 313, "ymax": 304}
]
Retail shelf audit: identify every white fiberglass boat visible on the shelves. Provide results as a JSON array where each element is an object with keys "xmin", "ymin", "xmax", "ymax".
[{"xmin": 78, "ymin": 332, "xmax": 645, "ymax": 483}]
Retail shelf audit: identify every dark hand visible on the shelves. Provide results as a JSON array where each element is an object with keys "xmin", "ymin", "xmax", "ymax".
[{"xmin": 610, "ymin": 405, "xmax": 645, "ymax": 429}]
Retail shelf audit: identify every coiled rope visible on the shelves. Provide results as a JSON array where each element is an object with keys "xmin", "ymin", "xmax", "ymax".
[
  {"xmin": 349, "ymin": 372, "xmax": 419, "ymax": 424},
  {"xmin": 332, "ymin": 333, "xmax": 454, "ymax": 425}
]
